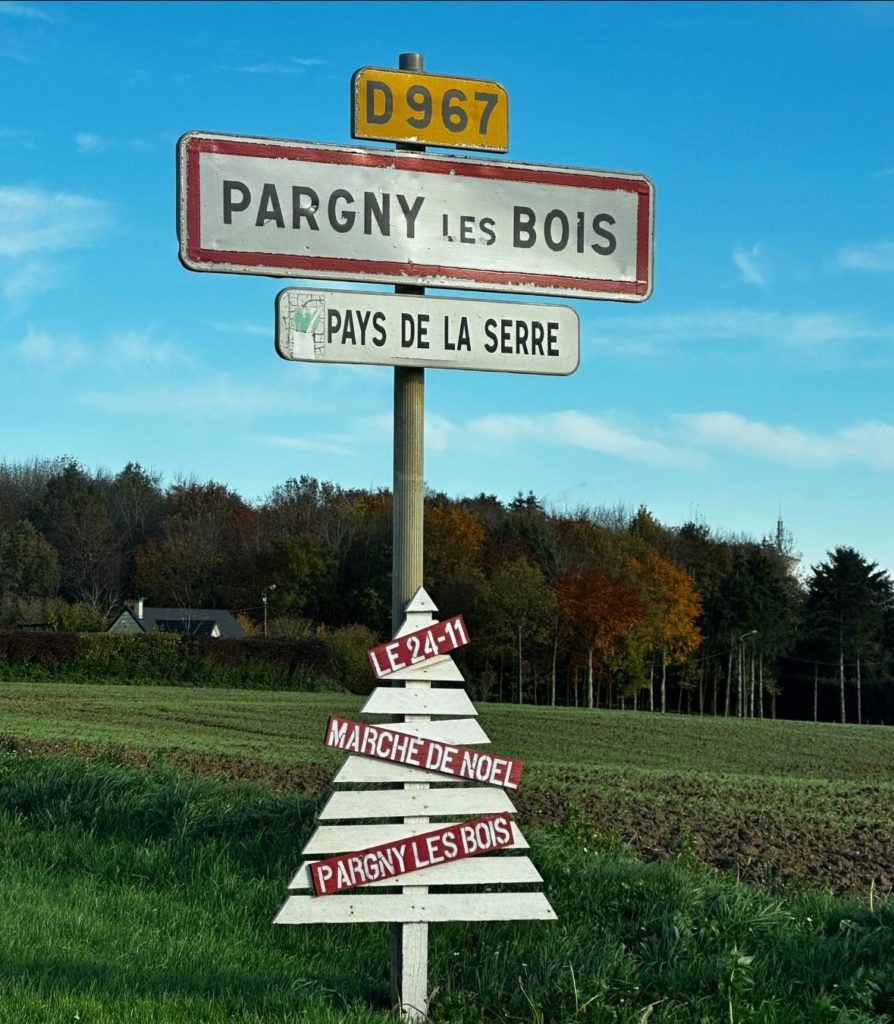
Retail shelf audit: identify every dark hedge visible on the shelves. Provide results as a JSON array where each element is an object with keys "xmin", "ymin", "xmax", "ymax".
[{"xmin": 0, "ymin": 630, "xmax": 342, "ymax": 691}]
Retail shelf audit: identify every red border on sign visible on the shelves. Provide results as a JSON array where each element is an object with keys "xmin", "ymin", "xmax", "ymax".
[{"xmin": 181, "ymin": 135, "xmax": 653, "ymax": 297}]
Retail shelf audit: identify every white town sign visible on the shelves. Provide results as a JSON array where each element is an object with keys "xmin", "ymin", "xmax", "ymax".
[
  {"xmin": 276, "ymin": 288, "xmax": 579, "ymax": 375},
  {"xmin": 177, "ymin": 132, "xmax": 653, "ymax": 301}
]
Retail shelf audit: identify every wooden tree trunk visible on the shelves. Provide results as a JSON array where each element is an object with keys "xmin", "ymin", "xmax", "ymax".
[
  {"xmin": 586, "ymin": 647, "xmax": 594, "ymax": 709},
  {"xmin": 856, "ymin": 655, "xmax": 862, "ymax": 726},
  {"xmin": 758, "ymin": 652, "xmax": 764, "ymax": 719},
  {"xmin": 698, "ymin": 664, "xmax": 705, "ymax": 716},
  {"xmin": 813, "ymin": 664, "xmax": 818, "ymax": 723},
  {"xmin": 649, "ymin": 656, "xmax": 655, "ymax": 712},
  {"xmin": 517, "ymin": 625, "xmax": 523, "ymax": 705},
  {"xmin": 748, "ymin": 650, "xmax": 755, "ymax": 719},
  {"xmin": 839, "ymin": 645, "xmax": 846, "ymax": 724},
  {"xmin": 660, "ymin": 648, "xmax": 667, "ymax": 714},
  {"xmin": 550, "ymin": 627, "xmax": 558, "ymax": 707},
  {"xmin": 724, "ymin": 645, "xmax": 733, "ymax": 717}
]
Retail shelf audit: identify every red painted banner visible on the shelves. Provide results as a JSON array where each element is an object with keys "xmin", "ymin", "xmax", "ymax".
[
  {"xmin": 311, "ymin": 813, "xmax": 513, "ymax": 895},
  {"xmin": 325, "ymin": 716, "xmax": 524, "ymax": 789},
  {"xmin": 367, "ymin": 615, "xmax": 469, "ymax": 678}
]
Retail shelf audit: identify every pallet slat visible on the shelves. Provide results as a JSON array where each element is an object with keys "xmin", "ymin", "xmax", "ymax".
[
  {"xmin": 361, "ymin": 687, "xmax": 476, "ymax": 717},
  {"xmin": 274, "ymin": 891, "xmax": 557, "ymax": 924},
  {"xmin": 375, "ymin": 657, "xmax": 465, "ymax": 683},
  {"xmin": 385, "ymin": 718, "xmax": 489, "ymax": 745},
  {"xmin": 333, "ymin": 756, "xmax": 464, "ymax": 786},
  {"xmin": 318, "ymin": 786, "xmax": 516, "ymax": 821}
]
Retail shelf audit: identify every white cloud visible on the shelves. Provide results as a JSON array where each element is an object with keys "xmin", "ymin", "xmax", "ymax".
[
  {"xmin": 0, "ymin": 2, "xmax": 51, "ymax": 19},
  {"xmin": 357, "ymin": 409, "xmax": 702, "ymax": 468},
  {"xmin": 2, "ymin": 258, "xmax": 57, "ymax": 306},
  {"xmin": 219, "ymin": 56, "xmax": 327, "ymax": 76},
  {"xmin": 679, "ymin": 411, "xmax": 894, "ymax": 468},
  {"xmin": 225, "ymin": 62, "xmax": 305, "ymax": 76},
  {"xmin": 106, "ymin": 329, "xmax": 190, "ymax": 368},
  {"xmin": 837, "ymin": 240, "xmax": 894, "ymax": 272},
  {"xmin": 14, "ymin": 325, "xmax": 86, "ymax": 368},
  {"xmin": 0, "ymin": 127, "xmax": 37, "ymax": 148},
  {"xmin": 13, "ymin": 324, "xmax": 190, "ymax": 371},
  {"xmin": 0, "ymin": 186, "xmax": 112, "ymax": 257},
  {"xmin": 470, "ymin": 411, "xmax": 704, "ymax": 468},
  {"xmin": 586, "ymin": 307, "xmax": 894, "ymax": 354},
  {"xmin": 732, "ymin": 243, "xmax": 767, "ymax": 286},
  {"xmin": 253, "ymin": 434, "xmax": 357, "ymax": 457},
  {"xmin": 75, "ymin": 132, "xmax": 104, "ymax": 153},
  {"xmin": 79, "ymin": 373, "xmax": 286, "ymax": 416},
  {"xmin": 208, "ymin": 319, "xmax": 270, "ymax": 337}
]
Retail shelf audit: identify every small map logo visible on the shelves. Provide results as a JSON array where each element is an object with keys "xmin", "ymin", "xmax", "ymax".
[
  {"xmin": 285, "ymin": 293, "xmax": 326, "ymax": 358},
  {"xmin": 294, "ymin": 305, "xmax": 322, "ymax": 334}
]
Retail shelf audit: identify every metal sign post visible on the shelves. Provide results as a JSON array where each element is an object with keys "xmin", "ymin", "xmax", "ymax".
[
  {"xmin": 177, "ymin": 48, "xmax": 654, "ymax": 1024},
  {"xmin": 391, "ymin": 50, "xmax": 428, "ymax": 1023}
]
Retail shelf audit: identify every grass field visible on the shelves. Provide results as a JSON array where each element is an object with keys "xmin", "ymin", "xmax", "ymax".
[
  {"xmin": 0, "ymin": 681, "xmax": 893, "ymax": 1022},
  {"xmin": 2, "ymin": 682, "xmax": 892, "ymax": 892}
]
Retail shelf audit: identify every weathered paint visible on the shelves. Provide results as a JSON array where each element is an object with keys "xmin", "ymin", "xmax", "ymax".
[
  {"xmin": 177, "ymin": 132, "xmax": 654, "ymax": 301},
  {"xmin": 367, "ymin": 615, "xmax": 470, "ymax": 677},
  {"xmin": 323, "ymin": 715, "xmax": 524, "ymax": 789},
  {"xmin": 351, "ymin": 67, "xmax": 508, "ymax": 152},
  {"xmin": 310, "ymin": 813, "xmax": 514, "ymax": 895},
  {"xmin": 275, "ymin": 289, "xmax": 579, "ymax": 375}
]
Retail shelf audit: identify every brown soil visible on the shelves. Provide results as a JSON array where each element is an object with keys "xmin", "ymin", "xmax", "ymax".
[{"xmin": 4, "ymin": 736, "xmax": 890, "ymax": 897}]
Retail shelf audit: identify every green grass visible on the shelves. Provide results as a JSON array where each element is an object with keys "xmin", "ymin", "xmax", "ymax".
[
  {"xmin": 1, "ymin": 753, "xmax": 892, "ymax": 1023},
  {"xmin": 1, "ymin": 682, "xmax": 892, "ymax": 890},
  {"xmin": 2, "ymin": 680, "xmax": 893, "ymax": 780}
]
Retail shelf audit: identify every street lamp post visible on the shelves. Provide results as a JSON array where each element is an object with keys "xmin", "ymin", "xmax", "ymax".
[
  {"xmin": 262, "ymin": 584, "xmax": 276, "ymax": 638},
  {"xmin": 736, "ymin": 629, "xmax": 758, "ymax": 718}
]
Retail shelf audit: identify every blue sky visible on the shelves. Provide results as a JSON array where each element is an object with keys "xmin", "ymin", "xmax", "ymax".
[{"xmin": 1, "ymin": 0, "xmax": 893, "ymax": 576}]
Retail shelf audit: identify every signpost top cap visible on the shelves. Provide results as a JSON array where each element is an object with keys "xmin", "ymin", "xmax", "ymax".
[{"xmin": 405, "ymin": 587, "xmax": 438, "ymax": 614}]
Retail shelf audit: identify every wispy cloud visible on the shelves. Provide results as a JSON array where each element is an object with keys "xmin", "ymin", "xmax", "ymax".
[
  {"xmin": 75, "ymin": 132, "xmax": 104, "ymax": 153},
  {"xmin": 224, "ymin": 62, "xmax": 304, "ymax": 76},
  {"xmin": 0, "ymin": 186, "xmax": 112, "ymax": 257},
  {"xmin": 208, "ymin": 319, "xmax": 270, "ymax": 337},
  {"xmin": 586, "ymin": 307, "xmax": 894, "ymax": 354},
  {"xmin": 0, "ymin": 1, "xmax": 51, "ymax": 20},
  {"xmin": 74, "ymin": 133, "xmax": 153, "ymax": 155},
  {"xmin": 106, "ymin": 329, "xmax": 191, "ymax": 368},
  {"xmin": 679, "ymin": 411, "xmax": 894, "ymax": 468},
  {"xmin": 732, "ymin": 243, "xmax": 767, "ymax": 286},
  {"xmin": 15, "ymin": 325, "xmax": 87, "ymax": 368},
  {"xmin": 2, "ymin": 258, "xmax": 57, "ymax": 306},
  {"xmin": 253, "ymin": 433, "xmax": 357, "ymax": 457},
  {"xmin": 837, "ymin": 240, "xmax": 894, "ymax": 272},
  {"xmin": 13, "ymin": 325, "xmax": 189, "ymax": 370},
  {"xmin": 0, "ymin": 127, "xmax": 37, "ymax": 148},
  {"xmin": 219, "ymin": 56, "xmax": 327, "ymax": 76},
  {"xmin": 79, "ymin": 373, "xmax": 284, "ymax": 416},
  {"xmin": 361, "ymin": 409, "xmax": 702, "ymax": 468}
]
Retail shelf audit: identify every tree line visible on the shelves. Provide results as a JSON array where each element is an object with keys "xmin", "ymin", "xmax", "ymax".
[{"xmin": 0, "ymin": 457, "xmax": 891, "ymax": 724}]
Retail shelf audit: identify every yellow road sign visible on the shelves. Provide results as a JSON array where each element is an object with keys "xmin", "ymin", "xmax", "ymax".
[{"xmin": 351, "ymin": 67, "xmax": 508, "ymax": 152}]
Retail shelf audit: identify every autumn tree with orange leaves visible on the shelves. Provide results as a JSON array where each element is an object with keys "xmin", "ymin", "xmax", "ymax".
[
  {"xmin": 631, "ymin": 549, "xmax": 702, "ymax": 713},
  {"xmin": 558, "ymin": 566, "xmax": 641, "ymax": 708}
]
